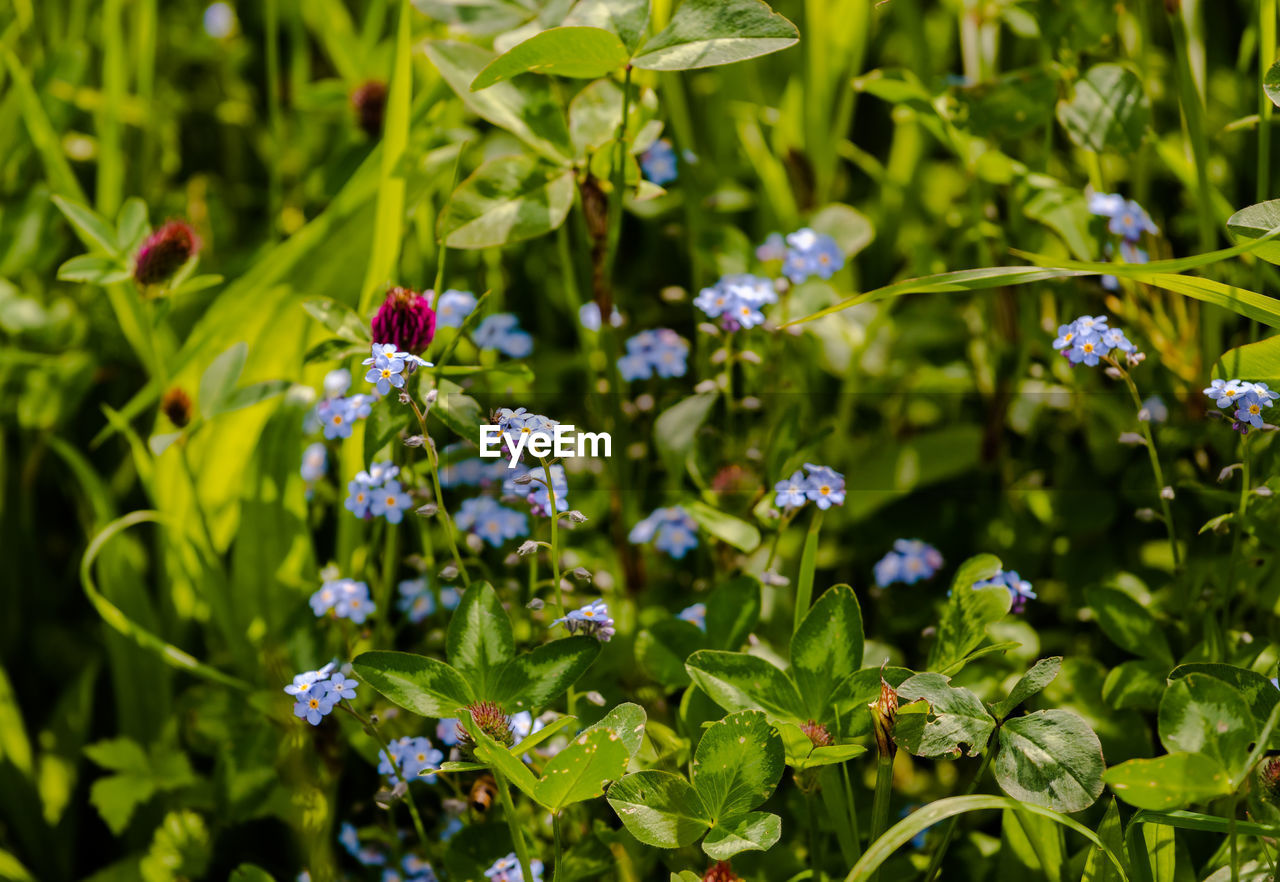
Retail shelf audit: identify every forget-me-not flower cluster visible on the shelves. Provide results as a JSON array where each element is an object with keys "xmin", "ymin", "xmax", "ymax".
[
  {"xmin": 316, "ymin": 393, "xmax": 374, "ymax": 440},
  {"xmin": 640, "ymin": 139, "xmax": 677, "ymax": 186},
  {"xmin": 552, "ymin": 599, "xmax": 615, "ymax": 642},
  {"xmin": 456, "ymin": 496, "xmax": 529, "ymax": 547},
  {"xmin": 1205, "ymin": 378, "xmax": 1279, "ymax": 434},
  {"xmin": 379, "ymin": 735, "xmax": 445, "ymax": 785},
  {"xmin": 363, "ymin": 342, "xmax": 430, "ymax": 396},
  {"xmin": 1051, "ymin": 315, "xmax": 1142, "ymax": 368},
  {"xmin": 694, "ymin": 274, "xmax": 778, "ymax": 331},
  {"xmin": 285, "ymin": 662, "xmax": 358, "ymax": 726},
  {"xmin": 629, "ymin": 506, "xmax": 699, "ymax": 558},
  {"xmin": 618, "ymin": 328, "xmax": 690, "ymax": 381},
  {"xmin": 781, "ymin": 227, "xmax": 844, "ymax": 284},
  {"xmin": 345, "ymin": 461, "xmax": 410, "ymax": 523},
  {"xmin": 435, "ymin": 289, "xmax": 477, "ymax": 329},
  {"xmin": 773, "ymin": 463, "xmax": 846, "ymax": 511},
  {"xmin": 974, "ymin": 569, "xmax": 1037, "ymax": 614},
  {"xmin": 503, "ymin": 463, "xmax": 569, "ymax": 517},
  {"xmin": 397, "ymin": 578, "xmax": 461, "ymax": 624},
  {"xmin": 873, "ymin": 539, "xmax": 944, "ymax": 587},
  {"xmin": 474, "ymin": 313, "xmax": 533, "ymax": 358},
  {"xmin": 300, "ymin": 442, "xmax": 327, "ymax": 482},
  {"xmin": 485, "ymin": 853, "xmax": 545, "ymax": 882},
  {"xmin": 338, "ymin": 821, "xmax": 387, "ymax": 867},
  {"xmin": 310, "ymin": 576, "xmax": 375, "ymax": 624}
]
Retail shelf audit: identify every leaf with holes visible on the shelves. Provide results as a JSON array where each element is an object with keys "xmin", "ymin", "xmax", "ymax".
[{"xmin": 894, "ymin": 673, "xmax": 996, "ymax": 759}]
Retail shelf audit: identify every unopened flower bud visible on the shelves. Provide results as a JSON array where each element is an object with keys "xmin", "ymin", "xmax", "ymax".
[
  {"xmin": 424, "ymin": 388, "xmax": 439, "ymax": 406},
  {"xmin": 526, "ymin": 597, "xmax": 545, "ymax": 610},
  {"xmin": 869, "ymin": 672, "xmax": 898, "ymax": 759},
  {"xmin": 160, "ymin": 387, "xmax": 193, "ymax": 429},
  {"xmin": 415, "ymin": 502, "xmax": 438, "ymax": 518},
  {"xmin": 1258, "ymin": 756, "xmax": 1280, "ymax": 803},
  {"xmin": 372, "ymin": 286, "xmax": 436, "ymax": 354},
  {"xmin": 398, "ymin": 391, "xmax": 412, "ymax": 405},
  {"xmin": 1127, "ymin": 351, "xmax": 1146, "ymax": 366},
  {"xmin": 457, "ymin": 701, "xmax": 513, "ymax": 758},
  {"xmin": 694, "ymin": 379, "xmax": 718, "ymax": 394},
  {"xmin": 1118, "ymin": 432, "xmax": 1146, "ymax": 446},
  {"xmin": 465, "ymin": 533, "xmax": 484, "ymax": 554},
  {"xmin": 351, "ymin": 80, "xmax": 388, "ymax": 138},
  {"xmin": 739, "ymin": 350, "xmax": 762, "ymax": 365},
  {"xmin": 1255, "ymin": 485, "xmax": 1274, "ymax": 497},
  {"xmin": 517, "ymin": 540, "xmax": 539, "ymax": 557},
  {"xmin": 1218, "ymin": 464, "xmax": 1242, "ymax": 483},
  {"xmin": 1104, "ymin": 367, "xmax": 1123, "ymax": 380},
  {"xmin": 1135, "ymin": 507, "xmax": 1157, "ymax": 522},
  {"xmin": 584, "ymin": 691, "xmax": 606, "ymax": 706},
  {"xmin": 514, "ymin": 473, "xmax": 534, "ymax": 485},
  {"xmin": 710, "ymin": 349, "xmax": 728, "ymax": 365},
  {"xmin": 1160, "ymin": 485, "xmax": 1175, "ymax": 500},
  {"xmin": 702, "ymin": 861, "xmax": 742, "ymax": 882},
  {"xmin": 762, "ymin": 569, "xmax": 790, "ymax": 587},
  {"xmin": 134, "ymin": 220, "xmax": 201, "ymax": 288},
  {"xmin": 438, "ymin": 564, "xmax": 459, "ymax": 580},
  {"xmin": 404, "ymin": 434, "xmax": 425, "ymax": 448},
  {"xmin": 567, "ymin": 510, "xmax": 588, "ymax": 524},
  {"xmin": 801, "ymin": 720, "xmax": 834, "ymax": 748},
  {"xmin": 570, "ymin": 566, "xmax": 592, "ymax": 582},
  {"xmin": 697, "ymin": 322, "xmax": 722, "ymax": 337}
]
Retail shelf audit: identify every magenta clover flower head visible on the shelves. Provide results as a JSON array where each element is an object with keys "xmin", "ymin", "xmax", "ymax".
[
  {"xmin": 455, "ymin": 496, "xmax": 529, "ymax": 547},
  {"xmin": 553, "ymin": 599, "xmax": 614, "ymax": 642},
  {"xmin": 435, "ymin": 289, "xmax": 478, "ymax": 329},
  {"xmin": 579, "ymin": 301, "xmax": 623, "ymax": 331},
  {"xmin": 300, "ymin": 442, "xmax": 327, "ymax": 482},
  {"xmin": 802, "ymin": 463, "xmax": 846, "ymax": 509},
  {"xmin": 379, "ymin": 735, "xmax": 445, "ymax": 785},
  {"xmin": 629, "ymin": 506, "xmax": 699, "ymax": 558},
  {"xmin": 372, "ymin": 286, "xmax": 436, "ymax": 355},
  {"xmin": 783, "ymin": 227, "xmax": 845, "ymax": 284},
  {"xmin": 133, "ymin": 219, "xmax": 201, "ymax": 287},
  {"xmin": 873, "ymin": 539, "xmax": 944, "ymax": 587},
  {"xmin": 679, "ymin": 602, "xmax": 707, "ymax": 632},
  {"xmin": 618, "ymin": 328, "xmax": 690, "ymax": 381},
  {"xmin": 974, "ymin": 569, "xmax": 1037, "ymax": 614},
  {"xmin": 474, "ymin": 313, "xmax": 533, "ymax": 358},
  {"xmin": 639, "ymin": 139, "xmax": 678, "ymax": 186}
]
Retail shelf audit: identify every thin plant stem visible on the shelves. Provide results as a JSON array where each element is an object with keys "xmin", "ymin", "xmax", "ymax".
[
  {"xmin": 806, "ymin": 787, "xmax": 826, "ymax": 882},
  {"xmin": 408, "ymin": 396, "xmax": 470, "ymax": 586},
  {"xmin": 840, "ymin": 761, "xmax": 863, "ymax": 862},
  {"xmin": 553, "ymin": 811, "xmax": 564, "ymax": 882},
  {"xmin": 925, "ymin": 745, "xmax": 995, "ymax": 881},
  {"xmin": 867, "ymin": 754, "xmax": 893, "ymax": 882},
  {"xmin": 1113, "ymin": 361, "xmax": 1181, "ymax": 569},
  {"xmin": 493, "ymin": 767, "xmax": 536, "ymax": 882},
  {"xmin": 339, "ymin": 704, "xmax": 430, "ymax": 852},
  {"xmin": 540, "ymin": 457, "xmax": 563, "ymax": 614},
  {"xmin": 1226, "ymin": 435, "xmax": 1251, "ymax": 595}
]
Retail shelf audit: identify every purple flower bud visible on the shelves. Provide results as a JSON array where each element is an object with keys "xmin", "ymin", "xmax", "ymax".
[
  {"xmin": 351, "ymin": 80, "xmax": 388, "ymax": 138},
  {"xmin": 133, "ymin": 220, "xmax": 201, "ymax": 287},
  {"xmin": 372, "ymin": 286, "xmax": 436, "ymax": 354}
]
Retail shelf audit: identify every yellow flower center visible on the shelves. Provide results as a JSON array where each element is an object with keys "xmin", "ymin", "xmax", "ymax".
[
  {"xmin": 381, "ymin": 369, "xmax": 392, "ymax": 379},
  {"xmin": 820, "ymin": 485, "xmax": 831, "ymax": 495},
  {"xmin": 309, "ymin": 698, "xmax": 320, "ymax": 709}
]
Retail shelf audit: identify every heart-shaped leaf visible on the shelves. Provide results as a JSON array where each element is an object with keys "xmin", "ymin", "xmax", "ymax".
[
  {"xmin": 631, "ymin": 0, "xmax": 798, "ymax": 71},
  {"xmin": 353, "ymin": 651, "xmax": 475, "ymax": 718},
  {"xmin": 564, "ymin": 0, "xmax": 650, "ymax": 53},
  {"xmin": 1103, "ymin": 752, "xmax": 1232, "ymax": 810},
  {"xmin": 790, "ymin": 585, "xmax": 864, "ymax": 719},
  {"xmin": 691, "ymin": 710, "xmax": 783, "ymax": 820},
  {"xmin": 472, "ymin": 27, "xmax": 630, "ymax": 89},
  {"xmin": 583, "ymin": 702, "xmax": 648, "ymax": 759},
  {"xmin": 685, "ymin": 650, "xmax": 805, "ymax": 723},
  {"xmin": 423, "ymin": 41, "xmax": 573, "ymax": 163},
  {"xmin": 441, "ymin": 156, "xmax": 575, "ymax": 249},
  {"xmin": 1157, "ymin": 673, "xmax": 1255, "ymax": 777},
  {"xmin": 448, "ymin": 583, "xmax": 515, "ymax": 695},
  {"xmin": 490, "ymin": 636, "xmax": 601, "ymax": 712},
  {"xmin": 1169, "ymin": 663, "xmax": 1280, "ymax": 739},
  {"xmin": 535, "ymin": 727, "xmax": 631, "ymax": 810},
  {"xmin": 702, "ymin": 811, "xmax": 781, "ymax": 860},
  {"xmin": 993, "ymin": 709, "xmax": 1105, "ymax": 813},
  {"xmin": 607, "ymin": 770, "xmax": 711, "ymax": 848}
]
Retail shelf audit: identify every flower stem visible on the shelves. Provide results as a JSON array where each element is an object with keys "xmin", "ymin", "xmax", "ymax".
[
  {"xmin": 1226, "ymin": 435, "xmax": 1251, "ymax": 595},
  {"xmin": 840, "ymin": 761, "xmax": 863, "ymax": 862},
  {"xmin": 493, "ymin": 767, "xmax": 536, "ymax": 882},
  {"xmin": 340, "ymin": 704, "xmax": 430, "ymax": 852},
  {"xmin": 924, "ymin": 744, "xmax": 995, "ymax": 881},
  {"xmin": 806, "ymin": 787, "xmax": 826, "ymax": 881},
  {"xmin": 553, "ymin": 811, "xmax": 564, "ymax": 882},
  {"xmin": 867, "ymin": 754, "xmax": 894, "ymax": 882},
  {"xmin": 408, "ymin": 395, "xmax": 470, "ymax": 586},
  {"xmin": 540, "ymin": 457, "xmax": 563, "ymax": 614},
  {"xmin": 1115, "ymin": 364, "xmax": 1181, "ymax": 569}
]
